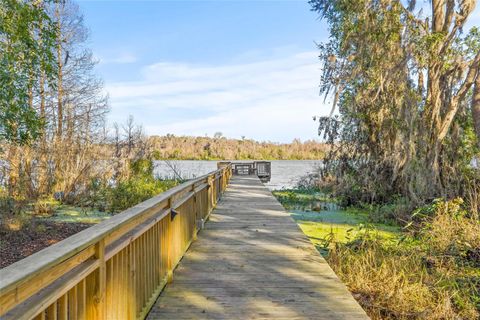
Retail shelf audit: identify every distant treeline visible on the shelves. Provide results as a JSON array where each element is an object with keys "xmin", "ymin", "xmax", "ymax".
[{"xmin": 149, "ymin": 134, "xmax": 327, "ymax": 160}]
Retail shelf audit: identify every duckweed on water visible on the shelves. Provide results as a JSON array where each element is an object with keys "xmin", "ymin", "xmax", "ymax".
[{"xmin": 273, "ymin": 189, "xmax": 401, "ymax": 255}]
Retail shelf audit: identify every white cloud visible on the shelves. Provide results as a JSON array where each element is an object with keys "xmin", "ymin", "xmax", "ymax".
[{"xmin": 106, "ymin": 51, "xmax": 331, "ymax": 142}]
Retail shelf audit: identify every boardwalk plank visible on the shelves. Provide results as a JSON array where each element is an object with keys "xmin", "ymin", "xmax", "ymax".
[{"xmin": 147, "ymin": 176, "xmax": 369, "ymax": 320}]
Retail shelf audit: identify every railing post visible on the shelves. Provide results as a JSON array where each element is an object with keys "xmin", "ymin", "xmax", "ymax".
[
  {"xmin": 128, "ymin": 243, "xmax": 136, "ymax": 320},
  {"xmin": 208, "ymin": 175, "xmax": 213, "ymax": 214},
  {"xmin": 213, "ymin": 175, "xmax": 218, "ymax": 205},
  {"xmin": 221, "ymin": 170, "xmax": 225, "ymax": 192},
  {"xmin": 89, "ymin": 239, "xmax": 106, "ymax": 320},
  {"xmin": 224, "ymin": 168, "xmax": 227, "ymax": 190},
  {"xmin": 224, "ymin": 169, "xmax": 227, "ymax": 189},
  {"xmin": 192, "ymin": 184, "xmax": 198, "ymax": 241},
  {"xmin": 219, "ymin": 174, "xmax": 222, "ymax": 197},
  {"xmin": 166, "ymin": 198, "xmax": 174, "ymax": 284}
]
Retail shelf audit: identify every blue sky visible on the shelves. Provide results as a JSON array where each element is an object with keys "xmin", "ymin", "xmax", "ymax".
[
  {"xmin": 77, "ymin": 0, "xmax": 328, "ymax": 142},
  {"xmin": 77, "ymin": 1, "xmax": 480, "ymax": 143}
]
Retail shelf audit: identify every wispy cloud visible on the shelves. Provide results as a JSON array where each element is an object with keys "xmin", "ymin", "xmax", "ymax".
[{"xmin": 106, "ymin": 51, "xmax": 330, "ymax": 142}]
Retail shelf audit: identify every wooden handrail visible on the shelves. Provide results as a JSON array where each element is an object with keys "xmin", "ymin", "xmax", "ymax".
[{"xmin": 0, "ymin": 164, "xmax": 232, "ymax": 320}]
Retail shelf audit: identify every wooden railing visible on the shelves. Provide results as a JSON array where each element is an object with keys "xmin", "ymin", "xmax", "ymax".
[
  {"xmin": 0, "ymin": 164, "xmax": 232, "ymax": 320},
  {"xmin": 230, "ymin": 161, "xmax": 271, "ymax": 182}
]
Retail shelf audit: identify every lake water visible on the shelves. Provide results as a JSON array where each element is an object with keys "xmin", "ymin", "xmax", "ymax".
[{"xmin": 153, "ymin": 160, "xmax": 322, "ymax": 190}]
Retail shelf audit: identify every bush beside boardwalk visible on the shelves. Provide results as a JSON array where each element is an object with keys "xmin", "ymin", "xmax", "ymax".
[{"xmin": 273, "ymin": 188, "xmax": 480, "ymax": 320}]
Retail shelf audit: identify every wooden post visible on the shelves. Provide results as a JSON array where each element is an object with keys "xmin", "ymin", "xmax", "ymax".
[
  {"xmin": 68, "ymin": 287, "xmax": 77, "ymax": 319},
  {"xmin": 220, "ymin": 173, "xmax": 224, "ymax": 195},
  {"xmin": 90, "ymin": 240, "xmax": 106, "ymax": 320},
  {"xmin": 128, "ymin": 243, "xmax": 137, "ymax": 320},
  {"xmin": 78, "ymin": 279, "xmax": 86, "ymax": 319},
  {"xmin": 58, "ymin": 294, "xmax": 68, "ymax": 320},
  {"xmin": 223, "ymin": 169, "xmax": 227, "ymax": 191},
  {"xmin": 207, "ymin": 175, "xmax": 213, "ymax": 214},
  {"xmin": 166, "ymin": 199, "xmax": 174, "ymax": 283},
  {"xmin": 192, "ymin": 184, "xmax": 198, "ymax": 241},
  {"xmin": 45, "ymin": 303, "xmax": 56, "ymax": 320},
  {"xmin": 97, "ymin": 240, "xmax": 107, "ymax": 320}
]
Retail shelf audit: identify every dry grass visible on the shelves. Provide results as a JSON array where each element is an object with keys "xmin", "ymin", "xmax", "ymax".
[{"xmin": 327, "ymin": 198, "xmax": 480, "ymax": 320}]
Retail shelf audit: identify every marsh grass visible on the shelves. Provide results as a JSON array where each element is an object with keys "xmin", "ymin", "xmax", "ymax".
[{"xmin": 273, "ymin": 190, "xmax": 480, "ymax": 320}]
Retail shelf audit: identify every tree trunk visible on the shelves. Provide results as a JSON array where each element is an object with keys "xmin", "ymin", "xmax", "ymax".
[
  {"xmin": 66, "ymin": 102, "xmax": 73, "ymax": 144},
  {"xmin": 56, "ymin": 3, "xmax": 63, "ymax": 141},
  {"xmin": 472, "ymin": 74, "xmax": 480, "ymax": 148},
  {"xmin": 432, "ymin": 0, "xmax": 446, "ymax": 32},
  {"xmin": 7, "ymin": 145, "xmax": 18, "ymax": 200}
]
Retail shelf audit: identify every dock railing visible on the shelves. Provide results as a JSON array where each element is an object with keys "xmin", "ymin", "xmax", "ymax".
[
  {"xmin": 229, "ymin": 161, "xmax": 271, "ymax": 182},
  {"xmin": 0, "ymin": 164, "xmax": 232, "ymax": 320}
]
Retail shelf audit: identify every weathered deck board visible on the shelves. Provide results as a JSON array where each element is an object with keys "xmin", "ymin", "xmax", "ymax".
[{"xmin": 147, "ymin": 175, "xmax": 369, "ymax": 320}]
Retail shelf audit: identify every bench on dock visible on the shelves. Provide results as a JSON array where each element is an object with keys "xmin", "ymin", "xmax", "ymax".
[
  {"xmin": 219, "ymin": 161, "xmax": 271, "ymax": 182},
  {"xmin": 0, "ymin": 162, "xmax": 368, "ymax": 320}
]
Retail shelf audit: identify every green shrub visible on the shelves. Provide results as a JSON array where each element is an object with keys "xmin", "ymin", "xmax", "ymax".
[
  {"xmin": 83, "ymin": 159, "xmax": 179, "ymax": 213},
  {"xmin": 371, "ymin": 196, "xmax": 413, "ymax": 225},
  {"xmin": 85, "ymin": 178, "xmax": 109, "ymax": 212},
  {"xmin": 107, "ymin": 177, "xmax": 177, "ymax": 212},
  {"xmin": 129, "ymin": 158, "xmax": 154, "ymax": 177}
]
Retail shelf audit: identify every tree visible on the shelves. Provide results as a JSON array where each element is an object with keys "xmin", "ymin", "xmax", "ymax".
[
  {"xmin": 1, "ymin": 0, "xmax": 109, "ymax": 201},
  {"xmin": 310, "ymin": 0, "xmax": 480, "ymax": 207},
  {"xmin": 122, "ymin": 115, "xmax": 143, "ymax": 157},
  {"xmin": 0, "ymin": 0, "xmax": 57, "ymax": 144},
  {"xmin": 46, "ymin": 0, "xmax": 108, "ymax": 143},
  {"xmin": 41, "ymin": 0, "xmax": 109, "ymax": 196}
]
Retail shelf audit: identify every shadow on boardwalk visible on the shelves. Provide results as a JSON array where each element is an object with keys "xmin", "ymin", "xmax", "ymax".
[{"xmin": 147, "ymin": 176, "xmax": 369, "ymax": 320}]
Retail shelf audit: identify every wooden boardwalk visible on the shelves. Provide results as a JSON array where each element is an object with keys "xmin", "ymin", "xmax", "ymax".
[{"xmin": 147, "ymin": 175, "xmax": 369, "ymax": 320}]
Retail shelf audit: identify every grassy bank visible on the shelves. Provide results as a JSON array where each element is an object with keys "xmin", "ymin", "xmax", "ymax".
[{"xmin": 273, "ymin": 189, "xmax": 480, "ymax": 320}]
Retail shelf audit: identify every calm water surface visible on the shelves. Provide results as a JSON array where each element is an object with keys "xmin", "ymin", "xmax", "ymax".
[{"xmin": 153, "ymin": 160, "xmax": 322, "ymax": 190}]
